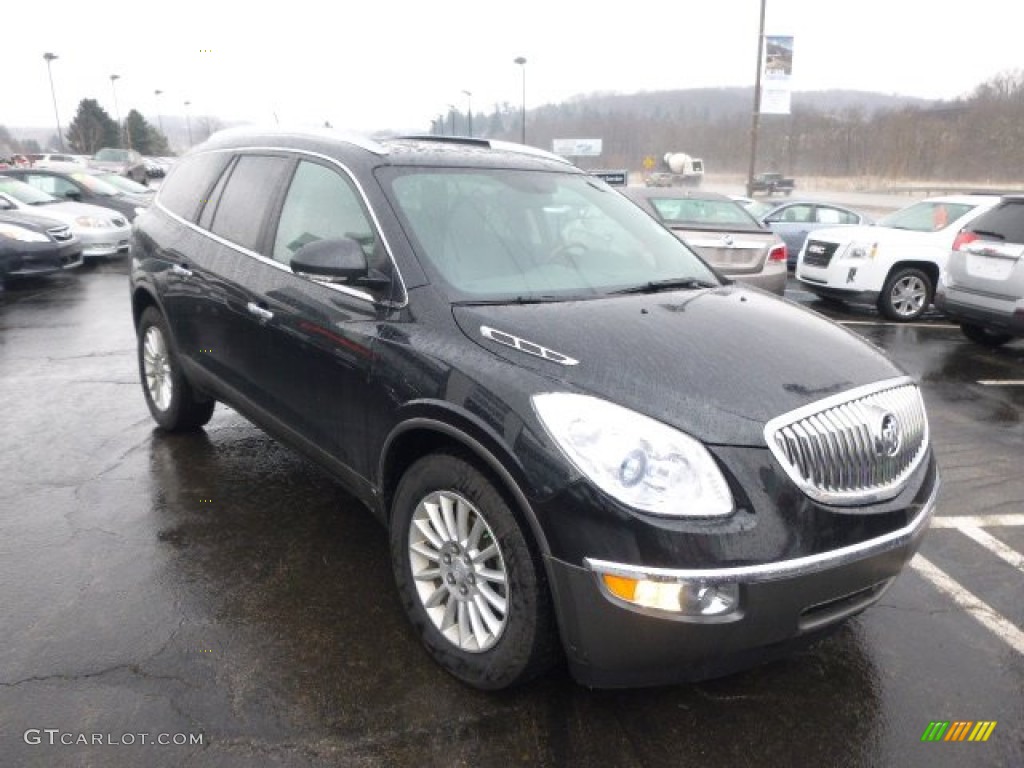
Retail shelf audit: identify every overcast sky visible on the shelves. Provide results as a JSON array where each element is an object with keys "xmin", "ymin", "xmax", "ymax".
[{"xmin": 4, "ymin": 0, "xmax": 1021, "ymax": 136}]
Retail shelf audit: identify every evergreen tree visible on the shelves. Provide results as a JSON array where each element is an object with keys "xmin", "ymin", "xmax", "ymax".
[{"xmin": 66, "ymin": 99, "xmax": 119, "ymax": 154}]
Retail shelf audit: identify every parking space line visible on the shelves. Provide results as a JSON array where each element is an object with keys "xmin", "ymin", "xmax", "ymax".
[
  {"xmin": 910, "ymin": 555, "xmax": 1024, "ymax": 655},
  {"xmin": 977, "ymin": 380, "xmax": 1024, "ymax": 386},
  {"xmin": 956, "ymin": 525, "xmax": 1024, "ymax": 572},
  {"xmin": 837, "ymin": 320, "xmax": 955, "ymax": 329},
  {"xmin": 930, "ymin": 514, "xmax": 1024, "ymax": 528}
]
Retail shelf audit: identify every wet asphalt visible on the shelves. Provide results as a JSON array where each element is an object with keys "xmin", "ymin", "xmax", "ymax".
[{"xmin": 1, "ymin": 261, "xmax": 1022, "ymax": 768}]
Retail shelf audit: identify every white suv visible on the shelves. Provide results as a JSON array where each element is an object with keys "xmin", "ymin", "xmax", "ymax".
[{"xmin": 796, "ymin": 195, "xmax": 1001, "ymax": 321}]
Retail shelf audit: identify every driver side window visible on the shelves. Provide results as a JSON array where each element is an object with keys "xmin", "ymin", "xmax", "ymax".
[{"xmin": 272, "ymin": 161, "xmax": 379, "ymax": 268}]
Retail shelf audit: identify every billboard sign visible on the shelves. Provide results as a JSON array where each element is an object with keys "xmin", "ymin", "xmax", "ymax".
[
  {"xmin": 552, "ymin": 138, "xmax": 603, "ymax": 157},
  {"xmin": 761, "ymin": 35, "xmax": 794, "ymax": 115}
]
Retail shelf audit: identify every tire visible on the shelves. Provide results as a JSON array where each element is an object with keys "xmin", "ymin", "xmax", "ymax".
[
  {"xmin": 137, "ymin": 307, "xmax": 215, "ymax": 431},
  {"xmin": 960, "ymin": 322, "xmax": 1013, "ymax": 348},
  {"xmin": 878, "ymin": 267, "xmax": 933, "ymax": 321},
  {"xmin": 389, "ymin": 453, "xmax": 557, "ymax": 690}
]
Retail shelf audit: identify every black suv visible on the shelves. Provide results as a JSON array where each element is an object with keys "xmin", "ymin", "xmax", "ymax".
[{"xmin": 130, "ymin": 128, "xmax": 938, "ymax": 689}]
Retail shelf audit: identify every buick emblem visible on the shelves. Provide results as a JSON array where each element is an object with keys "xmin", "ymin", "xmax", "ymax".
[
  {"xmin": 722, "ymin": 234, "xmax": 734, "ymax": 246},
  {"xmin": 874, "ymin": 412, "xmax": 902, "ymax": 457}
]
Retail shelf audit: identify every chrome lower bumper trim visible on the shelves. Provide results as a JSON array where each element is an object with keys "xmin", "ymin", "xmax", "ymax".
[{"xmin": 585, "ymin": 475, "xmax": 938, "ymax": 586}]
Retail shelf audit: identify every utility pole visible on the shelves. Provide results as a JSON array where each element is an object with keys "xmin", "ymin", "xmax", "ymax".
[
  {"xmin": 745, "ymin": 0, "xmax": 767, "ymax": 197},
  {"xmin": 43, "ymin": 53, "xmax": 65, "ymax": 151}
]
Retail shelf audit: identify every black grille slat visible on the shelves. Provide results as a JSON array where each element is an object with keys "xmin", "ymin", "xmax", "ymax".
[{"xmin": 803, "ymin": 240, "xmax": 839, "ymax": 267}]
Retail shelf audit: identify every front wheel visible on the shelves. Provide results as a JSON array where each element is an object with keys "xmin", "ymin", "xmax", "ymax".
[
  {"xmin": 389, "ymin": 454, "xmax": 557, "ymax": 689},
  {"xmin": 960, "ymin": 322, "xmax": 1013, "ymax": 348},
  {"xmin": 137, "ymin": 307, "xmax": 215, "ymax": 430},
  {"xmin": 878, "ymin": 267, "xmax": 933, "ymax": 321}
]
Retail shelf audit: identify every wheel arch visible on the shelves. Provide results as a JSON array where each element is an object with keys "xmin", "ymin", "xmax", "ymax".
[
  {"xmin": 378, "ymin": 413, "xmax": 552, "ymax": 559},
  {"xmin": 886, "ymin": 260, "xmax": 940, "ymax": 289}
]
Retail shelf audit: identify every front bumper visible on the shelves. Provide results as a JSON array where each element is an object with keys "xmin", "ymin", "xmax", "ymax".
[
  {"xmin": 76, "ymin": 226, "xmax": 132, "ymax": 258},
  {"xmin": 2, "ymin": 241, "xmax": 83, "ymax": 278},
  {"xmin": 546, "ymin": 472, "xmax": 938, "ymax": 688}
]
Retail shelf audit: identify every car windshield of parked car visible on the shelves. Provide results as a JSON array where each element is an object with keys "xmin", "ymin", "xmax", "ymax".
[
  {"xmin": 877, "ymin": 201, "xmax": 974, "ymax": 233},
  {"xmin": 97, "ymin": 173, "xmax": 150, "ymax": 194},
  {"xmin": 0, "ymin": 176, "xmax": 59, "ymax": 205},
  {"xmin": 383, "ymin": 168, "xmax": 720, "ymax": 302},
  {"xmin": 647, "ymin": 197, "xmax": 763, "ymax": 230},
  {"xmin": 94, "ymin": 148, "xmax": 129, "ymax": 162},
  {"xmin": 71, "ymin": 173, "xmax": 120, "ymax": 196}
]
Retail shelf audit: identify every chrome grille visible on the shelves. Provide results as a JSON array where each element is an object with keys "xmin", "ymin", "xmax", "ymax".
[
  {"xmin": 764, "ymin": 377, "xmax": 929, "ymax": 505},
  {"xmin": 47, "ymin": 225, "xmax": 73, "ymax": 242}
]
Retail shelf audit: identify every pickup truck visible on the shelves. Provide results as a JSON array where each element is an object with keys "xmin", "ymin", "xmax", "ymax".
[{"xmin": 747, "ymin": 173, "xmax": 795, "ymax": 196}]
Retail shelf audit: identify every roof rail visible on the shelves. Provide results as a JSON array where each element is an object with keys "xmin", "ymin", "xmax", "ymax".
[
  {"xmin": 393, "ymin": 135, "xmax": 573, "ymax": 166},
  {"xmin": 205, "ymin": 125, "xmax": 389, "ymax": 156}
]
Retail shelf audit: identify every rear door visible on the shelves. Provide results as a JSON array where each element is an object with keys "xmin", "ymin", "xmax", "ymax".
[{"xmin": 210, "ymin": 154, "xmax": 397, "ymax": 481}]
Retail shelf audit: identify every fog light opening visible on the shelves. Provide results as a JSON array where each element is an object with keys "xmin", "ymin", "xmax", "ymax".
[{"xmin": 600, "ymin": 574, "xmax": 739, "ymax": 616}]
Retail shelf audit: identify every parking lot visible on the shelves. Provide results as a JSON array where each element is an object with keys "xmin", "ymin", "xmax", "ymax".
[{"xmin": 1, "ymin": 256, "xmax": 1022, "ymax": 767}]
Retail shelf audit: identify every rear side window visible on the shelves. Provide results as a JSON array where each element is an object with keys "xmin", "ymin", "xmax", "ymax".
[
  {"xmin": 158, "ymin": 152, "xmax": 231, "ymax": 223},
  {"xmin": 969, "ymin": 201, "xmax": 1024, "ymax": 244},
  {"xmin": 209, "ymin": 155, "xmax": 293, "ymax": 253}
]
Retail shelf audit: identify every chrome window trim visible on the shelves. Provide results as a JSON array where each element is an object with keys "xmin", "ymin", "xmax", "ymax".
[
  {"xmin": 586, "ymin": 473, "xmax": 938, "ymax": 587},
  {"xmin": 762, "ymin": 375, "xmax": 929, "ymax": 506},
  {"xmin": 154, "ymin": 146, "xmax": 408, "ymax": 309}
]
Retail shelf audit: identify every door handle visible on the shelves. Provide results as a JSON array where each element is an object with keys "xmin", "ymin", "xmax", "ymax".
[
  {"xmin": 171, "ymin": 263, "xmax": 193, "ymax": 278},
  {"xmin": 246, "ymin": 302, "xmax": 274, "ymax": 322}
]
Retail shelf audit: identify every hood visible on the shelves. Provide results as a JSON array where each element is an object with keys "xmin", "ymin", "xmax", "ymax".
[
  {"xmin": 29, "ymin": 201, "xmax": 129, "ymax": 225},
  {"xmin": 809, "ymin": 224, "xmax": 945, "ymax": 247},
  {"xmin": 452, "ymin": 286, "xmax": 901, "ymax": 446},
  {"xmin": 0, "ymin": 209, "xmax": 70, "ymax": 231}
]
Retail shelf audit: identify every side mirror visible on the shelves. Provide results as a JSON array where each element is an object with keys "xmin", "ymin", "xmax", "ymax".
[
  {"xmin": 64, "ymin": 189, "xmax": 82, "ymax": 200},
  {"xmin": 290, "ymin": 237, "xmax": 389, "ymax": 288},
  {"xmin": 0, "ymin": 197, "xmax": 14, "ymax": 211}
]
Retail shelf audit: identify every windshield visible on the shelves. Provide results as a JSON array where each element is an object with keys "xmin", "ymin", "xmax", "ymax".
[
  {"xmin": 878, "ymin": 201, "xmax": 974, "ymax": 233},
  {"xmin": 94, "ymin": 148, "xmax": 129, "ymax": 162},
  {"xmin": 71, "ymin": 173, "xmax": 120, "ymax": 196},
  {"xmin": 381, "ymin": 168, "xmax": 720, "ymax": 302},
  {"xmin": 745, "ymin": 200, "xmax": 774, "ymax": 219},
  {"xmin": 0, "ymin": 176, "xmax": 58, "ymax": 205},
  {"xmin": 97, "ymin": 173, "xmax": 150, "ymax": 194},
  {"xmin": 645, "ymin": 196, "xmax": 762, "ymax": 230}
]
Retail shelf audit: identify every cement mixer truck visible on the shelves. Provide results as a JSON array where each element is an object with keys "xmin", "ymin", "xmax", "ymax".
[{"xmin": 646, "ymin": 152, "xmax": 705, "ymax": 187}]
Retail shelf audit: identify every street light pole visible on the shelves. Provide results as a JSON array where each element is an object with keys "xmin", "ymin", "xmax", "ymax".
[
  {"xmin": 154, "ymin": 89, "xmax": 165, "ymax": 134},
  {"xmin": 513, "ymin": 57, "xmax": 527, "ymax": 144},
  {"xmin": 184, "ymin": 101, "xmax": 193, "ymax": 147},
  {"xmin": 110, "ymin": 74, "xmax": 124, "ymax": 148},
  {"xmin": 462, "ymin": 90, "xmax": 473, "ymax": 137},
  {"xmin": 43, "ymin": 53, "xmax": 65, "ymax": 152},
  {"xmin": 745, "ymin": 0, "xmax": 768, "ymax": 197}
]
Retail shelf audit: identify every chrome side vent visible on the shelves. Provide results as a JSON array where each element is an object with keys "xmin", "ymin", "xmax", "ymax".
[
  {"xmin": 764, "ymin": 377, "xmax": 929, "ymax": 506},
  {"xmin": 480, "ymin": 326, "xmax": 578, "ymax": 366}
]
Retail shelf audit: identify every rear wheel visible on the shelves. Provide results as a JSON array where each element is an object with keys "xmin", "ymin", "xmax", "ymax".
[
  {"xmin": 389, "ymin": 453, "xmax": 557, "ymax": 689},
  {"xmin": 878, "ymin": 267, "xmax": 933, "ymax": 321},
  {"xmin": 137, "ymin": 307, "xmax": 215, "ymax": 431},
  {"xmin": 960, "ymin": 322, "xmax": 1013, "ymax": 348}
]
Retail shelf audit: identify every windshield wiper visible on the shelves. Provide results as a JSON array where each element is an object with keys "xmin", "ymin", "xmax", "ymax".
[
  {"xmin": 609, "ymin": 277, "xmax": 719, "ymax": 295},
  {"xmin": 453, "ymin": 295, "xmax": 570, "ymax": 306},
  {"xmin": 970, "ymin": 229, "xmax": 1006, "ymax": 241}
]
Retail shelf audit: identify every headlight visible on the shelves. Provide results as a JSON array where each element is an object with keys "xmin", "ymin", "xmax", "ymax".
[
  {"xmin": 74, "ymin": 216, "xmax": 112, "ymax": 228},
  {"xmin": 845, "ymin": 241, "xmax": 877, "ymax": 260},
  {"xmin": 532, "ymin": 393, "xmax": 734, "ymax": 517},
  {"xmin": 0, "ymin": 223, "xmax": 49, "ymax": 243}
]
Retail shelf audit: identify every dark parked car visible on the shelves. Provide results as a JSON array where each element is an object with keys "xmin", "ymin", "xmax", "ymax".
[
  {"xmin": 936, "ymin": 195, "xmax": 1024, "ymax": 347},
  {"xmin": 747, "ymin": 172, "xmax": 796, "ymax": 197},
  {"xmin": 130, "ymin": 128, "xmax": 937, "ymax": 689},
  {"xmin": 3, "ymin": 167, "xmax": 151, "ymax": 221},
  {"xmin": 0, "ymin": 209, "xmax": 82, "ymax": 286},
  {"xmin": 90, "ymin": 147, "xmax": 148, "ymax": 185}
]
